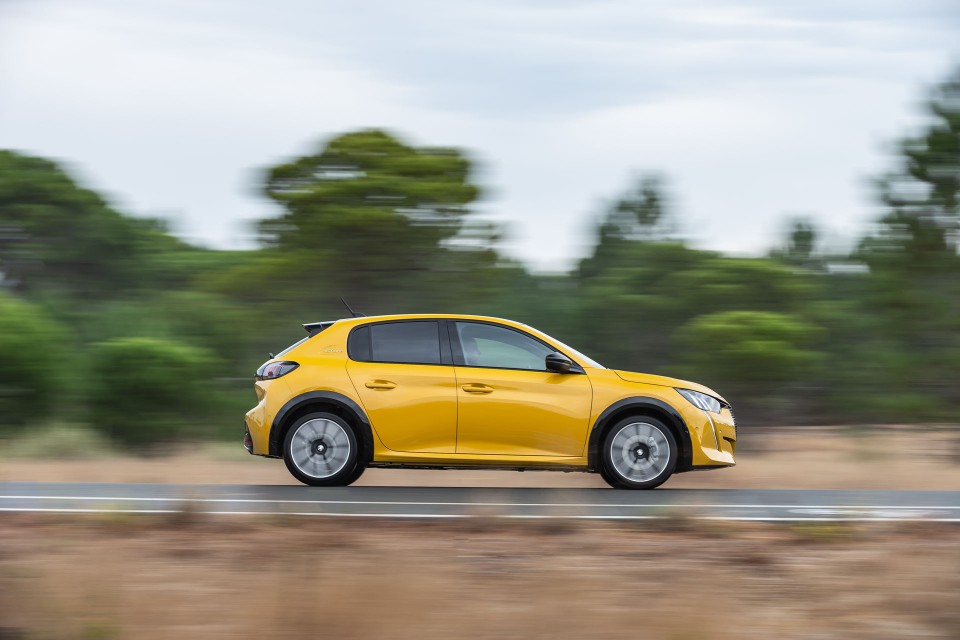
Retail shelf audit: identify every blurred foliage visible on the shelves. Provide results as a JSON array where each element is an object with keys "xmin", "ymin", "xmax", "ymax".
[
  {"xmin": 0, "ymin": 69, "xmax": 958, "ymax": 443},
  {"xmin": 862, "ymin": 70, "xmax": 960, "ymax": 270},
  {"xmin": 0, "ymin": 293, "xmax": 66, "ymax": 429},
  {"xmin": 257, "ymin": 129, "xmax": 498, "ymax": 311},
  {"xmin": 0, "ymin": 150, "xmax": 195, "ymax": 297},
  {"xmin": 676, "ymin": 311, "xmax": 821, "ymax": 415},
  {"xmin": 3, "ymin": 423, "xmax": 115, "ymax": 458},
  {"xmin": 87, "ymin": 337, "xmax": 217, "ymax": 446},
  {"xmin": 769, "ymin": 218, "xmax": 821, "ymax": 270}
]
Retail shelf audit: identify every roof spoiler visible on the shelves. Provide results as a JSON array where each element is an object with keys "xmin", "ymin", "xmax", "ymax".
[{"xmin": 303, "ymin": 321, "xmax": 335, "ymax": 336}]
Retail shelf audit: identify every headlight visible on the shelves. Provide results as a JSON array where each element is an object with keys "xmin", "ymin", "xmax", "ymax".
[{"xmin": 676, "ymin": 388, "xmax": 722, "ymax": 414}]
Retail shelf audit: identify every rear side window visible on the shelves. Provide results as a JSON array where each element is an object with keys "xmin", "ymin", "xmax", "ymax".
[{"xmin": 348, "ymin": 321, "xmax": 442, "ymax": 365}]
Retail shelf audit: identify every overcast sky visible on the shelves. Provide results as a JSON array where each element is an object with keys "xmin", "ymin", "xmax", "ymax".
[{"xmin": 1, "ymin": 0, "xmax": 957, "ymax": 270}]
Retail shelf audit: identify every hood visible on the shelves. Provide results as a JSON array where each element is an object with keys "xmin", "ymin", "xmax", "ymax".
[{"xmin": 613, "ymin": 370, "xmax": 726, "ymax": 403}]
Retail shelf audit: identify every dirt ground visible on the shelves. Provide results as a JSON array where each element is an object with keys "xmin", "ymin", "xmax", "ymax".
[
  {"xmin": 2, "ymin": 427, "xmax": 959, "ymax": 490},
  {"xmin": 0, "ymin": 515, "xmax": 957, "ymax": 639}
]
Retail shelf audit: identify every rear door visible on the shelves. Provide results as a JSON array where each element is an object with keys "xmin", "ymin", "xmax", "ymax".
[{"xmin": 346, "ymin": 320, "xmax": 457, "ymax": 453}]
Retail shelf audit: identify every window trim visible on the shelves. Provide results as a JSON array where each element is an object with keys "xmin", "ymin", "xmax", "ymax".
[
  {"xmin": 347, "ymin": 319, "xmax": 452, "ymax": 366},
  {"xmin": 446, "ymin": 319, "xmax": 585, "ymax": 374}
]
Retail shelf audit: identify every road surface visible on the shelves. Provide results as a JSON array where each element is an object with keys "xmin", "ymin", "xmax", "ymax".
[{"xmin": 1, "ymin": 483, "xmax": 958, "ymax": 521}]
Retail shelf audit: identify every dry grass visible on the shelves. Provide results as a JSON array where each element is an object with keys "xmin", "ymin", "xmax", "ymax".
[
  {"xmin": 2, "ymin": 427, "xmax": 958, "ymax": 490},
  {"xmin": 0, "ymin": 515, "xmax": 957, "ymax": 639}
]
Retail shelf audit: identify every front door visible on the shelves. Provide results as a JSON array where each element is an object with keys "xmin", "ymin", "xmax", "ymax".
[
  {"xmin": 346, "ymin": 320, "xmax": 457, "ymax": 453},
  {"xmin": 451, "ymin": 321, "xmax": 592, "ymax": 457}
]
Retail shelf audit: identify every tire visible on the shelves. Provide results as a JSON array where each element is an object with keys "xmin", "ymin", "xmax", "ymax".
[
  {"xmin": 339, "ymin": 458, "xmax": 367, "ymax": 486},
  {"xmin": 283, "ymin": 412, "xmax": 362, "ymax": 486},
  {"xmin": 600, "ymin": 416, "xmax": 678, "ymax": 489}
]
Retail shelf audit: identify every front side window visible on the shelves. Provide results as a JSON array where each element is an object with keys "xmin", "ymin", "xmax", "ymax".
[
  {"xmin": 349, "ymin": 321, "xmax": 442, "ymax": 365},
  {"xmin": 455, "ymin": 322, "xmax": 554, "ymax": 371}
]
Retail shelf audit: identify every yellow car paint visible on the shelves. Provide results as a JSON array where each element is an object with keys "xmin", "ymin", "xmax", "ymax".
[
  {"xmin": 244, "ymin": 314, "xmax": 737, "ymax": 488},
  {"xmin": 346, "ymin": 360, "xmax": 457, "ymax": 453},
  {"xmin": 454, "ymin": 366, "xmax": 592, "ymax": 457}
]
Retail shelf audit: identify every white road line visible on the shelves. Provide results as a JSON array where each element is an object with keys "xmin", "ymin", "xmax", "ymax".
[
  {"xmin": 0, "ymin": 507, "xmax": 177, "ymax": 514},
  {"xmin": 0, "ymin": 495, "xmax": 957, "ymax": 510},
  {"xmin": 0, "ymin": 506, "xmax": 958, "ymax": 522}
]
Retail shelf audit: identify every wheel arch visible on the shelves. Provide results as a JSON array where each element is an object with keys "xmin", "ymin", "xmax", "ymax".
[
  {"xmin": 269, "ymin": 390, "xmax": 374, "ymax": 464},
  {"xmin": 587, "ymin": 397, "xmax": 693, "ymax": 473}
]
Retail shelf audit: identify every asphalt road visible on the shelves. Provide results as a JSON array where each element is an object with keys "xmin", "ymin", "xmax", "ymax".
[{"xmin": 0, "ymin": 482, "xmax": 958, "ymax": 521}]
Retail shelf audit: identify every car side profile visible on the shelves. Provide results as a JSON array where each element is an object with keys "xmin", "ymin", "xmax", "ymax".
[{"xmin": 244, "ymin": 314, "xmax": 736, "ymax": 489}]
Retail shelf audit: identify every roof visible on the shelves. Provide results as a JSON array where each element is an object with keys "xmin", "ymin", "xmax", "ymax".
[{"xmin": 308, "ymin": 313, "xmax": 528, "ymax": 328}]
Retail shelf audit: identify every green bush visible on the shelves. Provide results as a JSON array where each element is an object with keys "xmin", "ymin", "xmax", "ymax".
[
  {"xmin": 84, "ymin": 292, "xmax": 253, "ymax": 365},
  {"xmin": 87, "ymin": 337, "xmax": 217, "ymax": 446},
  {"xmin": 0, "ymin": 293, "xmax": 66, "ymax": 430},
  {"xmin": 676, "ymin": 310, "xmax": 822, "ymax": 396}
]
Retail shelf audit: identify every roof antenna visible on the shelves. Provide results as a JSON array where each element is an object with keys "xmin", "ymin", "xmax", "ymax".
[{"xmin": 340, "ymin": 297, "xmax": 365, "ymax": 318}]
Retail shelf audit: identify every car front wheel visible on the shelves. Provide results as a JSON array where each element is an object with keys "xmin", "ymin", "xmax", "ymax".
[
  {"xmin": 600, "ymin": 417, "xmax": 677, "ymax": 489},
  {"xmin": 283, "ymin": 412, "xmax": 363, "ymax": 486}
]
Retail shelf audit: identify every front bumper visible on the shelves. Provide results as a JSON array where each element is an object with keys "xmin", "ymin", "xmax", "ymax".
[
  {"xmin": 686, "ymin": 406, "xmax": 737, "ymax": 467},
  {"xmin": 243, "ymin": 424, "xmax": 253, "ymax": 454}
]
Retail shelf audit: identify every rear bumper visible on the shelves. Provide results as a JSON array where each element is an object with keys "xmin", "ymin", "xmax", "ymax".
[{"xmin": 244, "ymin": 400, "xmax": 270, "ymax": 455}]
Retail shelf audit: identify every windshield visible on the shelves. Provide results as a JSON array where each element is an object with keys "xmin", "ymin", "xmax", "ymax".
[
  {"xmin": 531, "ymin": 330, "xmax": 603, "ymax": 369},
  {"xmin": 514, "ymin": 322, "xmax": 604, "ymax": 368}
]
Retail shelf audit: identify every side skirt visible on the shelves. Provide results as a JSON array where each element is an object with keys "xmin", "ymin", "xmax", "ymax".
[{"xmin": 367, "ymin": 463, "xmax": 592, "ymax": 473}]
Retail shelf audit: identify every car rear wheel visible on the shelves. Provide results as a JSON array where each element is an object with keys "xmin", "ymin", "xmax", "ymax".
[
  {"xmin": 283, "ymin": 412, "xmax": 363, "ymax": 486},
  {"xmin": 600, "ymin": 417, "xmax": 677, "ymax": 489}
]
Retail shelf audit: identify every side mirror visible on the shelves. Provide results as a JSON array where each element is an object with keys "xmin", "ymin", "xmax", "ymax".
[{"xmin": 545, "ymin": 352, "xmax": 573, "ymax": 373}]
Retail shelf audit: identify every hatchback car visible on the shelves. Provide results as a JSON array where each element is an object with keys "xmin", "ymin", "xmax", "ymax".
[{"xmin": 244, "ymin": 314, "xmax": 736, "ymax": 489}]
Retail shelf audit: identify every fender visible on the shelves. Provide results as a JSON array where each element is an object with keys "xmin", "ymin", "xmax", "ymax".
[
  {"xmin": 269, "ymin": 390, "xmax": 374, "ymax": 461},
  {"xmin": 587, "ymin": 397, "xmax": 693, "ymax": 472}
]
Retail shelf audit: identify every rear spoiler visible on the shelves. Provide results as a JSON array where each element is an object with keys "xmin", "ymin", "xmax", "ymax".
[{"xmin": 303, "ymin": 320, "xmax": 336, "ymax": 336}]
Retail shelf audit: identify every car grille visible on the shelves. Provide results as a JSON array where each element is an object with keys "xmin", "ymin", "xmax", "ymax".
[
  {"xmin": 243, "ymin": 426, "xmax": 253, "ymax": 454},
  {"xmin": 723, "ymin": 402, "xmax": 736, "ymax": 425}
]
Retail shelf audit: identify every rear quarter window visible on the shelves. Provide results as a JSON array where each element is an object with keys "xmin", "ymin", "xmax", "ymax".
[
  {"xmin": 347, "ymin": 326, "xmax": 371, "ymax": 361},
  {"xmin": 348, "ymin": 321, "xmax": 442, "ymax": 365}
]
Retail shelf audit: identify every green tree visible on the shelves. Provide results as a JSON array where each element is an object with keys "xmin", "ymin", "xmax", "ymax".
[
  {"xmin": 851, "ymin": 67, "xmax": 960, "ymax": 415},
  {"xmin": 770, "ymin": 218, "xmax": 820, "ymax": 269},
  {"xmin": 860, "ymin": 67, "xmax": 960, "ymax": 269},
  {"xmin": 87, "ymin": 337, "xmax": 217, "ymax": 446},
  {"xmin": 258, "ymin": 129, "xmax": 492, "ymax": 310},
  {"xmin": 579, "ymin": 174, "xmax": 674, "ymax": 279},
  {"xmin": 0, "ymin": 293, "xmax": 66, "ymax": 429},
  {"xmin": 0, "ymin": 150, "xmax": 187, "ymax": 297},
  {"xmin": 676, "ymin": 311, "xmax": 821, "ymax": 419}
]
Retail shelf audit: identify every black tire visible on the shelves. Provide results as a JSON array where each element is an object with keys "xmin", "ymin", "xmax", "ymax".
[
  {"xmin": 600, "ymin": 416, "xmax": 678, "ymax": 489},
  {"xmin": 339, "ymin": 458, "xmax": 367, "ymax": 486},
  {"xmin": 283, "ymin": 412, "xmax": 363, "ymax": 487}
]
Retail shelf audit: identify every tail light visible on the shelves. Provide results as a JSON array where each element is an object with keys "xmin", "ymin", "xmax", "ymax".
[{"xmin": 256, "ymin": 361, "xmax": 299, "ymax": 380}]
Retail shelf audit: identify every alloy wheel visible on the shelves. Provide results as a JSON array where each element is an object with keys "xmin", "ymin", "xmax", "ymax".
[
  {"xmin": 289, "ymin": 418, "xmax": 353, "ymax": 479},
  {"xmin": 609, "ymin": 421, "xmax": 671, "ymax": 482}
]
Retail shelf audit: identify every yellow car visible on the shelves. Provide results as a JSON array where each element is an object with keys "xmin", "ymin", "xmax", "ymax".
[{"xmin": 244, "ymin": 314, "xmax": 736, "ymax": 489}]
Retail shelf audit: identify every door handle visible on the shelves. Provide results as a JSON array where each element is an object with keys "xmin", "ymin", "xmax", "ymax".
[
  {"xmin": 365, "ymin": 380, "xmax": 397, "ymax": 390},
  {"xmin": 461, "ymin": 383, "xmax": 493, "ymax": 394}
]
